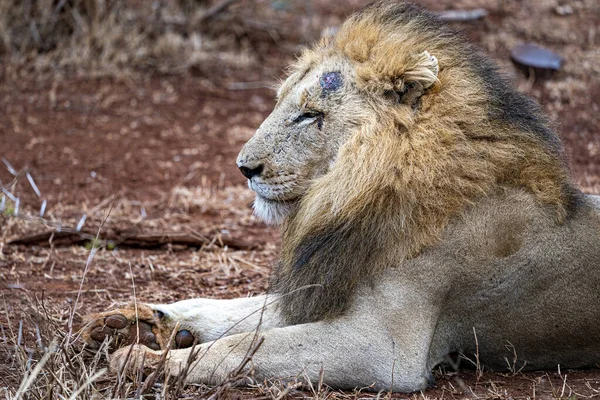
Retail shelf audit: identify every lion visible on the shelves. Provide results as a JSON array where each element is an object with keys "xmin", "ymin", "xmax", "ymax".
[{"xmin": 82, "ymin": 1, "xmax": 600, "ymax": 392}]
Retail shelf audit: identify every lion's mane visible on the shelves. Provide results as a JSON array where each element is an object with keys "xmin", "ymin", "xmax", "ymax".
[{"xmin": 271, "ymin": 1, "xmax": 577, "ymax": 325}]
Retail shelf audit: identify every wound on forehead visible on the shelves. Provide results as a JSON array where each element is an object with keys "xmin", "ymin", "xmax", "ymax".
[{"xmin": 319, "ymin": 71, "xmax": 343, "ymax": 96}]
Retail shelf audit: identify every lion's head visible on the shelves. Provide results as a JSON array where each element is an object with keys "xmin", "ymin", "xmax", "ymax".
[
  {"xmin": 237, "ymin": 27, "xmax": 439, "ymax": 226},
  {"xmin": 235, "ymin": 62, "xmax": 370, "ymax": 225},
  {"xmin": 237, "ymin": 1, "xmax": 576, "ymax": 324}
]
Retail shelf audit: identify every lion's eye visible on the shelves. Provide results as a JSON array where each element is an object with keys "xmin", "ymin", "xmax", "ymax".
[{"xmin": 294, "ymin": 111, "xmax": 324, "ymax": 130}]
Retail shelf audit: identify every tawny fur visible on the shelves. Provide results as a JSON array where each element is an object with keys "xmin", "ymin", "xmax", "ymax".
[{"xmin": 270, "ymin": 1, "xmax": 574, "ymax": 324}]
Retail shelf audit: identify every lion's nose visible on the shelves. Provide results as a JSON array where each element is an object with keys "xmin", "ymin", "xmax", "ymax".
[{"xmin": 238, "ymin": 162, "xmax": 264, "ymax": 180}]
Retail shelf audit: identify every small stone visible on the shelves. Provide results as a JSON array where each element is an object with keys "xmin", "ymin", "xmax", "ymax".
[
  {"xmin": 554, "ymin": 5, "xmax": 573, "ymax": 16},
  {"xmin": 511, "ymin": 43, "xmax": 563, "ymax": 71}
]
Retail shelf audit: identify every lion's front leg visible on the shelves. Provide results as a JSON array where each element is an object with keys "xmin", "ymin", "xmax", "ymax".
[
  {"xmin": 110, "ymin": 293, "xmax": 439, "ymax": 393},
  {"xmin": 81, "ymin": 295, "xmax": 284, "ymax": 352}
]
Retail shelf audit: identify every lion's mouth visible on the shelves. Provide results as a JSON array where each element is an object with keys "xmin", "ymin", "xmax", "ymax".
[{"xmin": 248, "ymin": 179, "xmax": 300, "ymax": 203}]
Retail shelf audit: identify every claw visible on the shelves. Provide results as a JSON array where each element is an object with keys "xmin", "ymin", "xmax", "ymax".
[{"xmin": 175, "ymin": 330, "xmax": 195, "ymax": 349}]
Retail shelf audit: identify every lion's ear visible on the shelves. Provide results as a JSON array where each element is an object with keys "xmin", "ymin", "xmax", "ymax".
[
  {"xmin": 387, "ymin": 51, "xmax": 439, "ymax": 106},
  {"xmin": 404, "ymin": 51, "xmax": 439, "ymax": 90}
]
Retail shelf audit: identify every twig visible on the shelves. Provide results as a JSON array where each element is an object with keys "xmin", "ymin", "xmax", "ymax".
[
  {"xmin": 274, "ymin": 381, "xmax": 302, "ymax": 400},
  {"xmin": 9, "ymin": 230, "xmax": 258, "ymax": 250},
  {"xmin": 66, "ymin": 368, "xmax": 107, "ymax": 400},
  {"xmin": 474, "ymin": 327, "xmax": 482, "ymax": 381},
  {"xmin": 206, "ymin": 337, "xmax": 265, "ymax": 400},
  {"xmin": 226, "ymin": 81, "xmax": 273, "ymax": 91},
  {"xmin": 14, "ymin": 339, "xmax": 56, "ymax": 399},
  {"xmin": 64, "ymin": 288, "xmax": 129, "ymax": 294},
  {"xmin": 197, "ymin": 0, "xmax": 241, "ymax": 23},
  {"xmin": 139, "ymin": 325, "xmax": 179, "ymax": 395},
  {"xmin": 112, "ymin": 341, "xmax": 138, "ymax": 399},
  {"xmin": 66, "ymin": 201, "xmax": 115, "ymax": 343}
]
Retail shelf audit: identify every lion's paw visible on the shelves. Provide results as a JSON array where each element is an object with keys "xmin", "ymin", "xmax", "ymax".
[
  {"xmin": 109, "ymin": 345, "xmax": 165, "ymax": 376},
  {"xmin": 80, "ymin": 304, "xmax": 195, "ymax": 352}
]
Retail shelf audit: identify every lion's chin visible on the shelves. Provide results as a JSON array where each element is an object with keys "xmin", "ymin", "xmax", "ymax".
[{"xmin": 252, "ymin": 195, "xmax": 296, "ymax": 226}]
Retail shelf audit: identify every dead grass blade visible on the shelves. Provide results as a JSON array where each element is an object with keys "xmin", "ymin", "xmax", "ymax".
[
  {"xmin": 13, "ymin": 339, "xmax": 55, "ymax": 399},
  {"xmin": 67, "ymin": 367, "xmax": 107, "ymax": 400},
  {"xmin": 67, "ymin": 201, "xmax": 114, "ymax": 342}
]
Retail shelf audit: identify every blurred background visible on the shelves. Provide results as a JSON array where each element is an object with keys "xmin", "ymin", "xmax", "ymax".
[
  {"xmin": 0, "ymin": 0, "xmax": 597, "ymax": 202},
  {"xmin": 0, "ymin": 0, "xmax": 598, "ymax": 398}
]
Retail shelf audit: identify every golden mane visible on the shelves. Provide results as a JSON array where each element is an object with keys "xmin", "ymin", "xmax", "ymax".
[{"xmin": 272, "ymin": 1, "xmax": 576, "ymax": 324}]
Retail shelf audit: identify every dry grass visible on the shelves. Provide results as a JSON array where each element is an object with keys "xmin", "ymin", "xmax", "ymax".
[
  {"xmin": 1, "ymin": 170, "xmax": 274, "ymax": 397},
  {"xmin": 0, "ymin": 284, "xmax": 346, "ymax": 399},
  {"xmin": 0, "ymin": 0, "xmax": 270, "ymax": 78},
  {"xmin": 0, "ymin": 178, "xmax": 279, "ymax": 399},
  {"xmin": 1, "ymin": 297, "xmax": 111, "ymax": 399},
  {"xmin": 0, "ymin": 295, "xmax": 290, "ymax": 399}
]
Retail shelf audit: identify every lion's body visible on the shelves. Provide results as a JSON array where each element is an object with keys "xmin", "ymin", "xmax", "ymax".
[
  {"xmin": 83, "ymin": 1, "xmax": 600, "ymax": 392},
  {"xmin": 416, "ymin": 190, "xmax": 600, "ymax": 371}
]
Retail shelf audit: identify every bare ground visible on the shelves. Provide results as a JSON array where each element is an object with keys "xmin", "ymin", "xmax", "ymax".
[{"xmin": 1, "ymin": 0, "xmax": 599, "ymax": 398}]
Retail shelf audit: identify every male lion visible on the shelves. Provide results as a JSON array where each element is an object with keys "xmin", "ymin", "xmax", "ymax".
[{"xmin": 82, "ymin": 1, "xmax": 600, "ymax": 392}]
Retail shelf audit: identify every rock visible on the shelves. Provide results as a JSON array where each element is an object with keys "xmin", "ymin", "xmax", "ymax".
[
  {"xmin": 554, "ymin": 5, "xmax": 574, "ymax": 16},
  {"xmin": 510, "ymin": 43, "xmax": 563, "ymax": 78}
]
